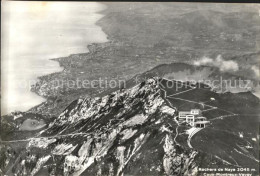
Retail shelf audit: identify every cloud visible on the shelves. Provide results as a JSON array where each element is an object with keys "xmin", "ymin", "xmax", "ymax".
[
  {"xmin": 194, "ymin": 57, "xmax": 214, "ymax": 66},
  {"xmin": 194, "ymin": 55, "xmax": 239, "ymax": 72},
  {"xmin": 251, "ymin": 65, "xmax": 259, "ymax": 77}
]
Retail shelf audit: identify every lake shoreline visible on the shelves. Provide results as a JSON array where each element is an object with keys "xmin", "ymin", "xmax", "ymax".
[
  {"xmin": 26, "ymin": 2, "xmax": 260, "ymax": 117},
  {"xmin": 2, "ymin": 2, "xmax": 108, "ymax": 116},
  {"xmin": 24, "ymin": 3, "xmax": 110, "ymax": 116},
  {"xmin": 29, "ymin": 5, "xmax": 110, "ymax": 100}
]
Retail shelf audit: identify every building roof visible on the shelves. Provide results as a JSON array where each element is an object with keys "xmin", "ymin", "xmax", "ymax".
[
  {"xmin": 179, "ymin": 111, "xmax": 192, "ymax": 115},
  {"xmin": 194, "ymin": 121, "xmax": 210, "ymax": 124},
  {"xmin": 196, "ymin": 116, "xmax": 206, "ymax": 119}
]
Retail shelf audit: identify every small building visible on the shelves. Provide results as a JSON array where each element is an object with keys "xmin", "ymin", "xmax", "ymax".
[
  {"xmin": 194, "ymin": 120, "xmax": 209, "ymax": 128},
  {"xmin": 178, "ymin": 109, "xmax": 201, "ymax": 125},
  {"xmin": 178, "ymin": 109, "xmax": 208, "ymax": 128}
]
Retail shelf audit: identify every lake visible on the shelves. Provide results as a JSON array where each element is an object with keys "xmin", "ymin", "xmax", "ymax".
[{"xmin": 1, "ymin": 2, "xmax": 108, "ymax": 115}]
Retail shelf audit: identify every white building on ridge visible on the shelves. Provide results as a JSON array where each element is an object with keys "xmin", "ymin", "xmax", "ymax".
[{"xmin": 178, "ymin": 109, "xmax": 209, "ymax": 128}]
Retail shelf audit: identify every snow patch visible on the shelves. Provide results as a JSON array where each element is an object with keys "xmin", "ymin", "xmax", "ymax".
[
  {"xmin": 116, "ymin": 146, "xmax": 126, "ymax": 176},
  {"xmin": 160, "ymin": 105, "xmax": 175, "ymax": 115},
  {"xmin": 78, "ymin": 139, "xmax": 93, "ymax": 160},
  {"xmin": 155, "ymin": 119, "xmax": 162, "ymax": 124},
  {"xmin": 52, "ymin": 143, "xmax": 78, "ymax": 155},
  {"xmin": 123, "ymin": 114, "xmax": 148, "ymax": 127},
  {"xmin": 28, "ymin": 138, "xmax": 56, "ymax": 149},
  {"xmin": 120, "ymin": 128, "xmax": 137, "ymax": 140},
  {"xmin": 30, "ymin": 155, "xmax": 50, "ymax": 176}
]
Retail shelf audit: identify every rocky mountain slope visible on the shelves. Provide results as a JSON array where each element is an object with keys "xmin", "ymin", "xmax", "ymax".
[{"xmin": 1, "ymin": 77, "xmax": 258, "ymax": 176}]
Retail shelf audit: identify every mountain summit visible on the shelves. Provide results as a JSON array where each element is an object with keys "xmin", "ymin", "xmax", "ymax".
[{"xmin": 2, "ymin": 77, "xmax": 259, "ymax": 176}]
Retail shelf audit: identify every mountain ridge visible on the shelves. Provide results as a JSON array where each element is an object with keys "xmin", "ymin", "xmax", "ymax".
[{"xmin": 2, "ymin": 77, "xmax": 258, "ymax": 175}]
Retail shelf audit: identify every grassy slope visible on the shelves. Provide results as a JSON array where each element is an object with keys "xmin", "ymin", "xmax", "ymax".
[{"xmin": 160, "ymin": 79, "xmax": 259, "ymax": 170}]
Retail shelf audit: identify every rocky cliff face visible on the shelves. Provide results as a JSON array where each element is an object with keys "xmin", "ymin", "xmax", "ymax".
[
  {"xmin": 5, "ymin": 77, "xmax": 257, "ymax": 176},
  {"xmin": 7, "ymin": 78, "xmax": 207, "ymax": 176}
]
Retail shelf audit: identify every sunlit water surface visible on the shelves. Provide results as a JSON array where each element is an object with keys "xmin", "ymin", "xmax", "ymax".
[{"xmin": 1, "ymin": 2, "xmax": 108, "ymax": 115}]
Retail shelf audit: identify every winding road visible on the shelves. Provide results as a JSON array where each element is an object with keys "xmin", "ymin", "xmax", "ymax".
[{"xmin": 160, "ymin": 80, "xmax": 237, "ymax": 148}]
